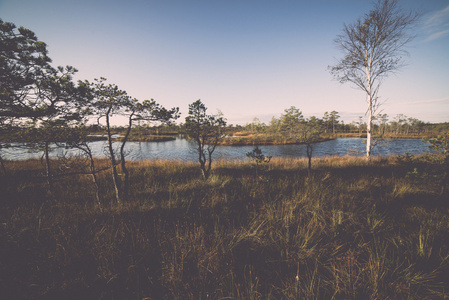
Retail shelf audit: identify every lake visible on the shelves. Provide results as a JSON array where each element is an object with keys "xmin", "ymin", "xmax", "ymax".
[{"xmin": 1, "ymin": 138, "xmax": 433, "ymax": 161}]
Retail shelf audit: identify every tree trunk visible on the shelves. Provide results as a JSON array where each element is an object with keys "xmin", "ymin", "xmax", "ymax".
[
  {"xmin": 200, "ymin": 151, "xmax": 209, "ymax": 180},
  {"xmin": 106, "ymin": 111, "xmax": 121, "ymax": 204},
  {"xmin": 87, "ymin": 149, "xmax": 102, "ymax": 211},
  {"xmin": 90, "ymin": 163, "xmax": 102, "ymax": 210},
  {"xmin": 206, "ymin": 148, "xmax": 213, "ymax": 179},
  {"xmin": 306, "ymin": 144, "xmax": 313, "ymax": 175},
  {"xmin": 366, "ymin": 65, "xmax": 373, "ymax": 159},
  {"xmin": 120, "ymin": 154, "xmax": 129, "ymax": 202},
  {"xmin": 196, "ymin": 137, "xmax": 210, "ymax": 180},
  {"xmin": 44, "ymin": 141, "xmax": 54, "ymax": 192},
  {"xmin": 367, "ymin": 111, "xmax": 372, "ymax": 158},
  {"xmin": 201, "ymin": 168, "xmax": 209, "ymax": 180},
  {"xmin": 199, "ymin": 158, "xmax": 209, "ymax": 180},
  {"xmin": 120, "ymin": 113, "xmax": 134, "ymax": 202}
]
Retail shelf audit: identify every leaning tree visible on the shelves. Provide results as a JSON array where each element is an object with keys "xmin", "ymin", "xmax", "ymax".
[
  {"xmin": 329, "ymin": 0, "xmax": 419, "ymax": 158},
  {"xmin": 87, "ymin": 78, "xmax": 180, "ymax": 203}
]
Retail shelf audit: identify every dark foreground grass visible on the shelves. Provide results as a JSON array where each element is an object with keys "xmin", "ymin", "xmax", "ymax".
[{"xmin": 1, "ymin": 156, "xmax": 448, "ymax": 299}]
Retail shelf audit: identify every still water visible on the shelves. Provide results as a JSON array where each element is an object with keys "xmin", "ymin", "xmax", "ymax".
[{"xmin": 2, "ymin": 138, "xmax": 432, "ymax": 161}]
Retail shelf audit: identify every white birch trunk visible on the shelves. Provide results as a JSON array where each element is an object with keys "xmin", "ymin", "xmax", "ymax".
[
  {"xmin": 367, "ymin": 104, "xmax": 372, "ymax": 158},
  {"xmin": 366, "ymin": 62, "xmax": 373, "ymax": 159}
]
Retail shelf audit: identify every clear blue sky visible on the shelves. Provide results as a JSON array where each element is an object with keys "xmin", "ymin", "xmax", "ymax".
[{"xmin": 1, "ymin": 0, "xmax": 448, "ymax": 125}]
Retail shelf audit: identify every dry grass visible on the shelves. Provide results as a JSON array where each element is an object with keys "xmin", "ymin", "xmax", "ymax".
[{"xmin": 1, "ymin": 155, "xmax": 448, "ymax": 299}]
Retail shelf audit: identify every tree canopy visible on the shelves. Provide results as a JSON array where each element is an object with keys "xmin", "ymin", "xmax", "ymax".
[{"xmin": 0, "ymin": 19, "xmax": 86, "ymax": 125}]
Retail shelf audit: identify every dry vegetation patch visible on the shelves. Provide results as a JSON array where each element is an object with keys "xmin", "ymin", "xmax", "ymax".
[{"xmin": 1, "ymin": 155, "xmax": 448, "ymax": 299}]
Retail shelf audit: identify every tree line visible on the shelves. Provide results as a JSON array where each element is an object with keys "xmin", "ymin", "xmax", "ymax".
[{"xmin": 239, "ymin": 109, "xmax": 448, "ymax": 137}]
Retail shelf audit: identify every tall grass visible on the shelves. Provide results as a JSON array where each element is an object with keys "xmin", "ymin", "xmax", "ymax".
[{"xmin": 1, "ymin": 155, "xmax": 448, "ymax": 299}]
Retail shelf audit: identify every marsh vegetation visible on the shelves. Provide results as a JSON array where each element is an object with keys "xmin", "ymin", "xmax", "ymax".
[{"xmin": 1, "ymin": 154, "xmax": 448, "ymax": 299}]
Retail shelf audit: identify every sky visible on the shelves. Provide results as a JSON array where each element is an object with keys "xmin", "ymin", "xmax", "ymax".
[{"xmin": 1, "ymin": 0, "xmax": 449, "ymax": 125}]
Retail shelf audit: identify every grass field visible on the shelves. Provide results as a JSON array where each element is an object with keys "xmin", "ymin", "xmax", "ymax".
[{"xmin": 1, "ymin": 155, "xmax": 448, "ymax": 299}]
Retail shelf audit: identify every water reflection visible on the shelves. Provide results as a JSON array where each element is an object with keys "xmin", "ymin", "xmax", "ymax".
[{"xmin": 2, "ymin": 138, "xmax": 432, "ymax": 161}]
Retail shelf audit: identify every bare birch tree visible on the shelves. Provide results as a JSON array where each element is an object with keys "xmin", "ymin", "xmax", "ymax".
[{"xmin": 329, "ymin": 0, "xmax": 419, "ymax": 157}]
